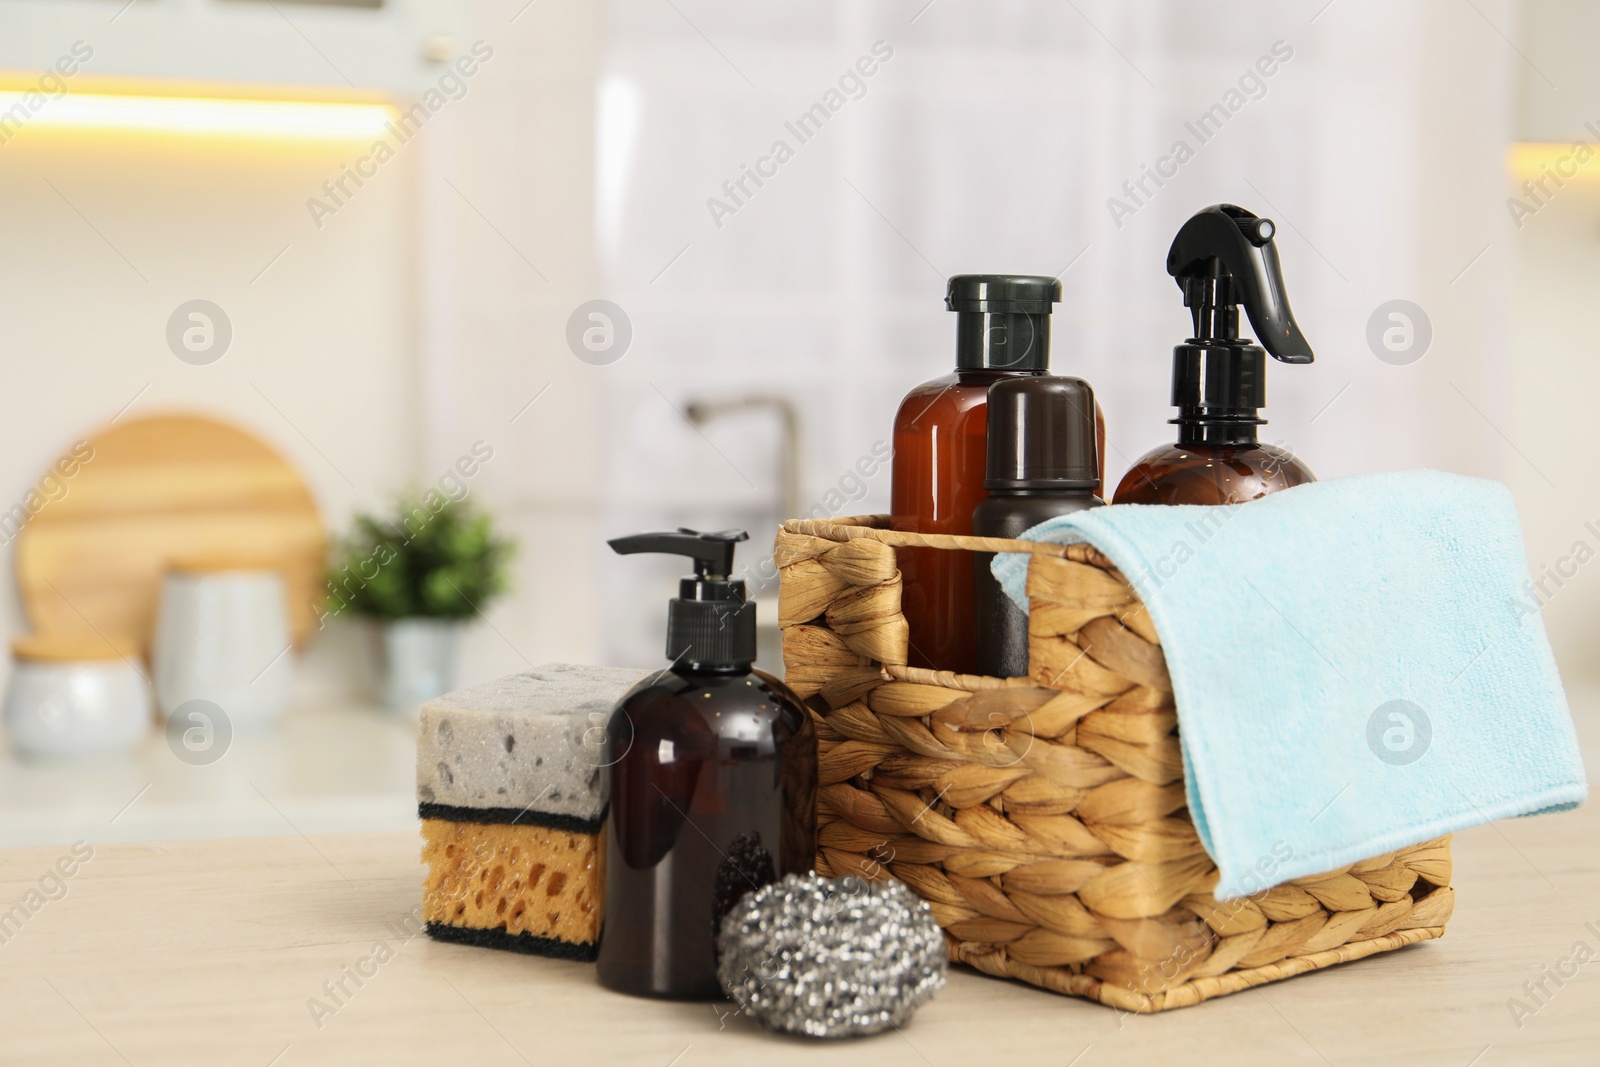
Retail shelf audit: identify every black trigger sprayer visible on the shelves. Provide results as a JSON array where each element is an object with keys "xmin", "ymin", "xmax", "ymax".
[{"xmin": 1113, "ymin": 203, "xmax": 1319, "ymax": 505}]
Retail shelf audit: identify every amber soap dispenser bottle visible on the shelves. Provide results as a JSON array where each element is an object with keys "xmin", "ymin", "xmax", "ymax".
[
  {"xmin": 596, "ymin": 529, "xmax": 816, "ymax": 1001},
  {"xmin": 1115, "ymin": 204, "xmax": 1317, "ymax": 506},
  {"xmin": 892, "ymin": 275, "xmax": 1081, "ymax": 674}
]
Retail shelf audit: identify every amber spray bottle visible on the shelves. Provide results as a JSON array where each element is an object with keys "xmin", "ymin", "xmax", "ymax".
[
  {"xmin": 596, "ymin": 529, "xmax": 816, "ymax": 1000},
  {"xmin": 891, "ymin": 275, "xmax": 1105, "ymax": 674},
  {"xmin": 1115, "ymin": 204, "xmax": 1316, "ymax": 505}
]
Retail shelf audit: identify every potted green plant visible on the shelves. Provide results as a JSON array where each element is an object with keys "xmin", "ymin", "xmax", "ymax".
[{"xmin": 326, "ymin": 494, "xmax": 513, "ymax": 713}]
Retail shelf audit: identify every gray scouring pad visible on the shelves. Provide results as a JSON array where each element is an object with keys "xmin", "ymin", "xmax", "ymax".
[{"xmin": 416, "ymin": 662, "xmax": 650, "ymax": 828}]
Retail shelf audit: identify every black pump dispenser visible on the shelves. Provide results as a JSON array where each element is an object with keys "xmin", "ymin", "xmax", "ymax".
[
  {"xmin": 608, "ymin": 528, "xmax": 756, "ymax": 668},
  {"xmin": 1165, "ymin": 204, "xmax": 1312, "ymax": 440}
]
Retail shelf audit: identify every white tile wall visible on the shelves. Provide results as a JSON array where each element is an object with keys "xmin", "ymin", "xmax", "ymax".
[
  {"xmin": 4, "ymin": 0, "xmax": 1587, "ymax": 703},
  {"xmin": 585, "ymin": 0, "xmax": 1525, "ymax": 670}
]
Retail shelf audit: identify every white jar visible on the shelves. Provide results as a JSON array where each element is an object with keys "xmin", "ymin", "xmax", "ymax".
[
  {"xmin": 153, "ymin": 562, "xmax": 293, "ymax": 729},
  {"xmin": 3, "ymin": 635, "xmax": 152, "ymax": 757}
]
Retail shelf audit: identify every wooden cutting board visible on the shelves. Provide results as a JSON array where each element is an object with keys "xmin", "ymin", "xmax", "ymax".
[{"xmin": 14, "ymin": 413, "xmax": 327, "ymax": 652}]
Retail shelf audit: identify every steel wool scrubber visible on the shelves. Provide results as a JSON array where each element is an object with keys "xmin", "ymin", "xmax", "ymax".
[{"xmin": 716, "ymin": 872, "xmax": 947, "ymax": 1038}]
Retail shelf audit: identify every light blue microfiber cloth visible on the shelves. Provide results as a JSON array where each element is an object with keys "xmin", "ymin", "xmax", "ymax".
[{"xmin": 992, "ymin": 470, "xmax": 1586, "ymax": 899}]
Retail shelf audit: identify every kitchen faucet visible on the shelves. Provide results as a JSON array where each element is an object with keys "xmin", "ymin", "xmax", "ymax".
[{"xmin": 683, "ymin": 395, "xmax": 803, "ymax": 523}]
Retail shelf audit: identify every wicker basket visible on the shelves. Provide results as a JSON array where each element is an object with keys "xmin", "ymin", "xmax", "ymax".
[{"xmin": 776, "ymin": 515, "xmax": 1453, "ymax": 1012}]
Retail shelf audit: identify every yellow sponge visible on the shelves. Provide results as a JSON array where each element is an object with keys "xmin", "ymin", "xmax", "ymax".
[{"xmin": 420, "ymin": 817, "xmax": 604, "ymax": 960}]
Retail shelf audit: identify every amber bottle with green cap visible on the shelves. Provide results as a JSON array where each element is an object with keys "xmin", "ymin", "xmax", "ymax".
[{"xmin": 891, "ymin": 275, "xmax": 1104, "ymax": 674}]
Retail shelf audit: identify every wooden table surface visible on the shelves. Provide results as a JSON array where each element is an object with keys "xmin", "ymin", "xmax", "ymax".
[
  {"xmin": 5, "ymin": 685, "xmax": 1599, "ymax": 1067},
  {"xmin": 0, "ymin": 805, "xmax": 1593, "ymax": 1067}
]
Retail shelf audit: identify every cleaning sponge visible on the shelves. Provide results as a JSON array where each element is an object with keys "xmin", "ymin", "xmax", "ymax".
[{"xmin": 417, "ymin": 663, "xmax": 648, "ymax": 960}]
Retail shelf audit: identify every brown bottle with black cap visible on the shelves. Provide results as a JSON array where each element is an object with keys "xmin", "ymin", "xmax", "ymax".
[
  {"xmin": 972, "ymin": 375, "xmax": 1103, "ymax": 678},
  {"xmin": 596, "ymin": 529, "xmax": 816, "ymax": 1000}
]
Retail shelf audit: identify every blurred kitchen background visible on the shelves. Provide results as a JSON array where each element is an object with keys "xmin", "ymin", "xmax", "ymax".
[{"xmin": 1, "ymin": 0, "xmax": 1595, "ymax": 843}]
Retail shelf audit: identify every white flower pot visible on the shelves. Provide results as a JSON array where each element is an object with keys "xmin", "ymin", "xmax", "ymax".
[{"xmin": 378, "ymin": 618, "xmax": 462, "ymax": 714}]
